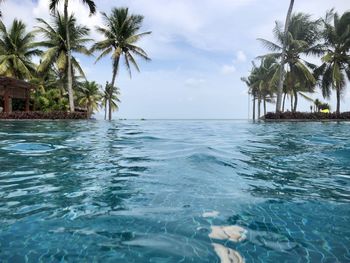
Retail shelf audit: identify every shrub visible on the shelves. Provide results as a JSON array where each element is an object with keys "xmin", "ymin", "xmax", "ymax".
[
  {"xmin": 0, "ymin": 111, "xmax": 88, "ymax": 120},
  {"xmin": 264, "ymin": 111, "xmax": 350, "ymax": 120}
]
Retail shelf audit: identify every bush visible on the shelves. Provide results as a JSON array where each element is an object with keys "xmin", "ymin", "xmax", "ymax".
[
  {"xmin": 0, "ymin": 111, "xmax": 87, "ymax": 120},
  {"xmin": 264, "ymin": 111, "xmax": 350, "ymax": 120}
]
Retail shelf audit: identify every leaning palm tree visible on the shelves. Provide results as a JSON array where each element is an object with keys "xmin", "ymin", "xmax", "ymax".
[
  {"xmin": 77, "ymin": 81, "xmax": 102, "ymax": 118},
  {"xmin": 315, "ymin": 10, "xmax": 350, "ymax": 114},
  {"xmin": 258, "ymin": 13, "xmax": 322, "ymax": 112},
  {"xmin": 35, "ymin": 13, "xmax": 91, "ymax": 90},
  {"xmin": 49, "ymin": 0, "xmax": 96, "ymax": 112},
  {"xmin": 0, "ymin": 19, "xmax": 41, "ymax": 79},
  {"xmin": 92, "ymin": 7, "xmax": 151, "ymax": 120}
]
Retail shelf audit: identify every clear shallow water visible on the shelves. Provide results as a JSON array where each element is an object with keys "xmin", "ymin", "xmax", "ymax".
[{"xmin": 0, "ymin": 120, "xmax": 349, "ymax": 263}]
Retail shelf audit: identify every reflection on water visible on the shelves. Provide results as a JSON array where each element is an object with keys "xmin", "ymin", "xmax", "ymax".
[{"xmin": 0, "ymin": 120, "xmax": 349, "ymax": 262}]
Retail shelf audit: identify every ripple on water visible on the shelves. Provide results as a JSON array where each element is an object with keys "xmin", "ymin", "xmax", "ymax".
[{"xmin": 2, "ymin": 143, "xmax": 61, "ymax": 155}]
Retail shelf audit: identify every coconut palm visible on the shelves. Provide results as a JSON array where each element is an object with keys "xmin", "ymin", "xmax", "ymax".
[
  {"xmin": 242, "ymin": 57, "xmax": 279, "ymax": 119},
  {"xmin": 276, "ymin": 0, "xmax": 294, "ymax": 112},
  {"xmin": 0, "ymin": 19, "xmax": 41, "ymax": 79},
  {"xmin": 258, "ymin": 13, "xmax": 322, "ymax": 112},
  {"xmin": 101, "ymin": 82, "xmax": 120, "ymax": 120},
  {"xmin": 315, "ymin": 10, "xmax": 350, "ymax": 114},
  {"xmin": 77, "ymin": 81, "xmax": 102, "ymax": 118},
  {"xmin": 241, "ymin": 75, "xmax": 257, "ymax": 120},
  {"xmin": 49, "ymin": 0, "xmax": 96, "ymax": 112},
  {"xmin": 35, "ymin": 13, "xmax": 91, "ymax": 90},
  {"xmin": 92, "ymin": 7, "xmax": 151, "ymax": 120}
]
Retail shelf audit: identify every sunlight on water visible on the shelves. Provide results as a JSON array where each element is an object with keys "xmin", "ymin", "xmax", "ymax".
[{"xmin": 0, "ymin": 120, "xmax": 349, "ymax": 262}]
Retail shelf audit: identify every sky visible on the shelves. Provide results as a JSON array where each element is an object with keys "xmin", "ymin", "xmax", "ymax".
[{"xmin": 2, "ymin": 0, "xmax": 350, "ymax": 119}]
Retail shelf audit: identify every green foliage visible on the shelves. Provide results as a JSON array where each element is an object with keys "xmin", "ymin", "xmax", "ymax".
[
  {"xmin": 49, "ymin": 0, "xmax": 96, "ymax": 15},
  {"xmin": 92, "ymin": 7, "xmax": 151, "ymax": 120},
  {"xmin": 248, "ymin": 9, "xmax": 350, "ymax": 117},
  {"xmin": 76, "ymin": 81, "xmax": 102, "ymax": 117},
  {"xmin": 92, "ymin": 7, "xmax": 151, "ymax": 76},
  {"xmin": 257, "ymin": 12, "xmax": 322, "ymax": 112},
  {"xmin": 0, "ymin": 19, "xmax": 41, "ymax": 79},
  {"xmin": 315, "ymin": 10, "xmax": 350, "ymax": 114},
  {"xmin": 32, "ymin": 88, "xmax": 69, "ymax": 112},
  {"xmin": 34, "ymin": 13, "xmax": 91, "ymax": 79}
]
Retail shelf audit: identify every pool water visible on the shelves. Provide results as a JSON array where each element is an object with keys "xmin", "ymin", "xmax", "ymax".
[{"xmin": 0, "ymin": 120, "xmax": 349, "ymax": 262}]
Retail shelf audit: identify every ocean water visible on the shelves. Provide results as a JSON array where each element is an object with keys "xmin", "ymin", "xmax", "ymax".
[{"xmin": 0, "ymin": 120, "xmax": 349, "ymax": 263}]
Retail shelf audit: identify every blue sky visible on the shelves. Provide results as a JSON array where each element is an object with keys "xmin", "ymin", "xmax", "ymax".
[{"xmin": 3, "ymin": 0, "xmax": 350, "ymax": 119}]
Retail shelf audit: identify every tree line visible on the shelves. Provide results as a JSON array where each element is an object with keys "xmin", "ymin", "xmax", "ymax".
[
  {"xmin": 242, "ymin": 7, "xmax": 350, "ymax": 120},
  {"xmin": 0, "ymin": 0, "xmax": 151, "ymax": 120}
]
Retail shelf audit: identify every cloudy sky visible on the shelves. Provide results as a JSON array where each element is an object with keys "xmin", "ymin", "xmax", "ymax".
[{"xmin": 2, "ymin": 0, "xmax": 350, "ymax": 119}]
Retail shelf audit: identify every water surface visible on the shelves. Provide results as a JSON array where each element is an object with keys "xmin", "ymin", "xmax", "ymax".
[{"xmin": 0, "ymin": 120, "xmax": 349, "ymax": 262}]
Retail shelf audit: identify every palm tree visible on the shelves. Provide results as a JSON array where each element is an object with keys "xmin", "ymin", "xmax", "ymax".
[
  {"xmin": 256, "ymin": 56, "xmax": 279, "ymax": 116},
  {"xmin": 101, "ymin": 82, "xmax": 120, "ymax": 120},
  {"xmin": 77, "ymin": 81, "xmax": 102, "ymax": 118},
  {"xmin": 92, "ymin": 7, "xmax": 151, "ymax": 120},
  {"xmin": 243, "ymin": 57, "xmax": 279, "ymax": 119},
  {"xmin": 258, "ymin": 13, "xmax": 322, "ymax": 112},
  {"xmin": 0, "ymin": 19, "xmax": 41, "ymax": 79},
  {"xmin": 35, "ymin": 13, "xmax": 91, "ymax": 91},
  {"xmin": 241, "ymin": 75, "xmax": 257, "ymax": 120},
  {"xmin": 315, "ymin": 10, "xmax": 350, "ymax": 115},
  {"xmin": 276, "ymin": 0, "xmax": 294, "ymax": 112},
  {"xmin": 49, "ymin": 0, "xmax": 96, "ymax": 112}
]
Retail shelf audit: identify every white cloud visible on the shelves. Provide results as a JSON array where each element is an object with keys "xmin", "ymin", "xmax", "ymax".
[
  {"xmin": 221, "ymin": 65, "xmax": 236, "ymax": 75},
  {"xmin": 185, "ymin": 78, "xmax": 206, "ymax": 87},
  {"xmin": 236, "ymin": 50, "xmax": 247, "ymax": 62},
  {"xmin": 220, "ymin": 50, "xmax": 247, "ymax": 75}
]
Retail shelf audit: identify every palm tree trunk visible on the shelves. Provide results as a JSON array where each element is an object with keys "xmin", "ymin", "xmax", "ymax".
[
  {"xmin": 290, "ymin": 94, "xmax": 293, "ymax": 111},
  {"xmin": 336, "ymin": 87, "xmax": 340, "ymax": 115},
  {"xmin": 293, "ymin": 90, "xmax": 298, "ymax": 112},
  {"xmin": 282, "ymin": 92, "xmax": 287, "ymax": 112},
  {"xmin": 276, "ymin": 0, "xmax": 294, "ymax": 113},
  {"xmin": 64, "ymin": 0, "xmax": 74, "ymax": 112},
  {"xmin": 109, "ymin": 57, "xmax": 120, "ymax": 121},
  {"xmin": 263, "ymin": 99, "xmax": 266, "ymax": 116},
  {"xmin": 252, "ymin": 96, "xmax": 256, "ymax": 121},
  {"xmin": 87, "ymin": 104, "xmax": 91, "ymax": 119},
  {"xmin": 109, "ymin": 71, "xmax": 116, "ymax": 121},
  {"xmin": 104, "ymin": 103, "xmax": 107, "ymax": 120},
  {"xmin": 258, "ymin": 98, "xmax": 261, "ymax": 119}
]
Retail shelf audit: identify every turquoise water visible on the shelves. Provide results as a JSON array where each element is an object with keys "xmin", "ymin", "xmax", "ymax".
[{"xmin": 0, "ymin": 120, "xmax": 349, "ymax": 262}]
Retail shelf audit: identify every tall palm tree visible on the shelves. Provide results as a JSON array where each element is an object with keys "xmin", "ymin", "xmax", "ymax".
[
  {"xmin": 101, "ymin": 82, "xmax": 120, "ymax": 120},
  {"xmin": 241, "ymin": 75, "xmax": 257, "ymax": 120},
  {"xmin": 49, "ymin": 0, "xmax": 96, "ymax": 112},
  {"xmin": 0, "ymin": 19, "xmax": 41, "ymax": 79},
  {"xmin": 315, "ymin": 10, "xmax": 350, "ymax": 114},
  {"xmin": 253, "ymin": 57, "xmax": 279, "ymax": 117},
  {"xmin": 77, "ymin": 81, "xmax": 102, "ymax": 118},
  {"xmin": 258, "ymin": 13, "xmax": 322, "ymax": 112},
  {"xmin": 35, "ymin": 13, "xmax": 91, "ymax": 89},
  {"xmin": 276, "ymin": 0, "xmax": 294, "ymax": 112},
  {"xmin": 242, "ymin": 57, "xmax": 279, "ymax": 119},
  {"xmin": 92, "ymin": 7, "xmax": 151, "ymax": 120}
]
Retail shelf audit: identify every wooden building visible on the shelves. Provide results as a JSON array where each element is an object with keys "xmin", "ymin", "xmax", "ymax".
[{"xmin": 0, "ymin": 76, "xmax": 35, "ymax": 113}]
